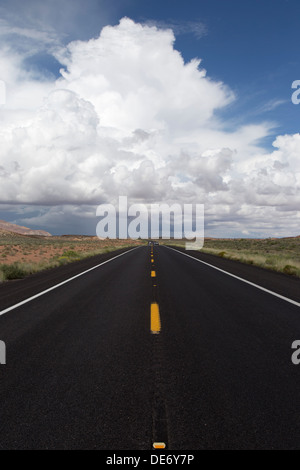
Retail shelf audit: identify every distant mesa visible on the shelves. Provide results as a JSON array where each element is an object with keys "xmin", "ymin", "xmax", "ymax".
[{"xmin": 0, "ymin": 220, "xmax": 52, "ymax": 237}]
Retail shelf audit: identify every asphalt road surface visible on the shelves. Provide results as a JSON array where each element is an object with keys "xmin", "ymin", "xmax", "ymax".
[{"xmin": 0, "ymin": 245, "xmax": 300, "ymax": 450}]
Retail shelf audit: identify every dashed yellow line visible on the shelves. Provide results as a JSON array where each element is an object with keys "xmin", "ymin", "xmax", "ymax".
[
  {"xmin": 151, "ymin": 302, "xmax": 161, "ymax": 334},
  {"xmin": 150, "ymin": 249, "xmax": 160, "ymax": 334},
  {"xmin": 153, "ymin": 442, "xmax": 166, "ymax": 449}
]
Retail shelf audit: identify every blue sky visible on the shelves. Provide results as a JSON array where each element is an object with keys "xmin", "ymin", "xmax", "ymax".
[
  {"xmin": 0, "ymin": 0, "xmax": 299, "ymax": 237},
  {"xmin": 120, "ymin": 0, "xmax": 300, "ymax": 141},
  {"xmin": 19, "ymin": 0, "xmax": 299, "ymax": 138}
]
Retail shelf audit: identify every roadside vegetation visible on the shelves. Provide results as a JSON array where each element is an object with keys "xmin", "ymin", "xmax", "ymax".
[
  {"xmin": 1, "ymin": 230, "xmax": 299, "ymax": 281},
  {"xmin": 163, "ymin": 236, "xmax": 300, "ymax": 278},
  {"xmin": 0, "ymin": 231, "xmax": 143, "ymax": 281}
]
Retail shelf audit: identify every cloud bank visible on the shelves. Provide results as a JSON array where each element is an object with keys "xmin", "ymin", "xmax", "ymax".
[{"xmin": 0, "ymin": 17, "xmax": 299, "ymax": 236}]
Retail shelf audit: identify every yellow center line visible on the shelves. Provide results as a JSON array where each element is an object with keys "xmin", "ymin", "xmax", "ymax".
[
  {"xmin": 151, "ymin": 302, "xmax": 161, "ymax": 334},
  {"xmin": 153, "ymin": 442, "xmax": 166, "ymax": 449},
  {"xmin": 151, "ymin": 270, "xmax": 156, "ymax": 277}
]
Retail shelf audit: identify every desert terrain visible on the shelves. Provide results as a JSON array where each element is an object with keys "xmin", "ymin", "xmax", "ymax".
[
  {"xmin": 0, "ymin": 220, "xmax": 299, "ymax": 280},
  {"xmin": 0, "ymin": 225, "xmax": 142, "ymax": 281}
]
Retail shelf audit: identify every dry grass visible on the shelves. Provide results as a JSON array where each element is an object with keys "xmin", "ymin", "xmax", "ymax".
[
  {"xmin": 0, "ymin": 231, "xmax": 144, "ymax": 281},
  {"xmin": 1, "ymin": 231, "xmax": 299, "ymax": 281},
  {"xmin": 162, "ymin": 236, "xmax": 300, "ymax": 278}
]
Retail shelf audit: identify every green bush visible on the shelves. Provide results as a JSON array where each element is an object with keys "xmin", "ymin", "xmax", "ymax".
[
  {"xmin": 1, "ymin": 263, "xmax": 28, "ymax": 280},
  {"xmin": 62, "ymin": 250, "xmax": 80, "ymax": 258},
  {"xmin": 283, "ymin": 264, "xmax": 297, "ymax": 276}
]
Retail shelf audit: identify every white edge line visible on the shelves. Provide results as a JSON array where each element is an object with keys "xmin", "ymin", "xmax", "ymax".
[
  {"xmin": 165, "ymin": 246, "xmax": 300, "ymax": 308},
  {"xmin": 0, "ymin": 247, "xmax": 140, "ymax": 317}
]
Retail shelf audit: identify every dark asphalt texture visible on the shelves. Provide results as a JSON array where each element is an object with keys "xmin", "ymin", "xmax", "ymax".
[{"xmin": 0, "ymin": 245, "xmax": 300, "ymax": 449}]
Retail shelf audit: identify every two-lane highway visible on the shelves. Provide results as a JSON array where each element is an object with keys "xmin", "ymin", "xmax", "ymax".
[{"xmin": 0, "ymin": 245, "xmax": 300, "ymax": 449}]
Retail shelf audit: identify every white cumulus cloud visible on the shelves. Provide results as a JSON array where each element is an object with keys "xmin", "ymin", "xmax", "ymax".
[{"xmin": 0, "ymin": 17, "xmax": 299, "ymax": 236}]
